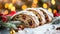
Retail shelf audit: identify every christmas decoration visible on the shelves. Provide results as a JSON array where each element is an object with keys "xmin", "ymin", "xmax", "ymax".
[
  {"xmin": 10, "ymin": 28, "xmax": 16, "ymax": 34},
  {"xmin": 43, "ymin": 3, "xmax": 48, "ymax": 9},
  {"xmin": 22, "ymin": 4, "xmax": 27, "ymax": 10},
  {"xmin": 52, "ymin": 16, "xmax": 60, "ymax": 24},
  {"xmin": 48, "ymin": 8, "xmax": 52, "ymax": 13},
  {"xmin": 9, "ymin": 11, "xmax": 16, "ymax": 16},
  {"xmin": 58, "ymin": 14, "xmax": 60, "ymax": 16},
  {"xmin": 54, "ymin": 12, "xmax": 59, "ymax": 17},
  {"xmin": 53, "ymin": 9, "xmax": 60, "ymax": 17},
  {"xmin": 5, "ymin": 3, "xmax": 9, "ymax": 8},
  {"xmin": 51, "ymin": 0, "xmax": 56, "ymax": 5},
  {"xmin": 53, "ymin": 9, "xmax": 57, "ymax": 14},
  {"xmin": 11, "ymin": 6, "xmax": 16, "ymax": 11},
  {"xmin": 31, "ymin": 3, "xmax": 37, "ymax": 8},
  {"xmin": 8, "ymin": 3, "xmax": 13, "ymax": 10},
  {"xmin": 33, "ymin": 0, "xmax": 38, "ymax": 4},
  {"xmin": 0, "ymin": 9, "xmax": 16, "ymax": 29}
]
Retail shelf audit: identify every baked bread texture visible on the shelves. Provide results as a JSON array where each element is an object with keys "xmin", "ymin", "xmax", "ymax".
[
  {"xmin": 11, "ymin": 11, "xmax": 39, "ymax": 28},
  {"xmin": 11, "ymin": 8, "xmax": 53, "ymax": 28},
  {"xmin": 37, "ymin": 8, "xmax": 53, "ymax": 23},
  {"xmin": 25, "ymin": 8, "xmax": 46, "ymax": 25}
]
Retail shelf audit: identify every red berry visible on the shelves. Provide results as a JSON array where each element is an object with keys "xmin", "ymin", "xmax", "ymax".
[
  {"xmin": 2, "ymin": 16, "xmax": 7, "ymax": 22},
  {"xmin": 54, "ymin": 13, "xmax": 59, "ymax": 17},
  {"xmin": 58, "ymin": 13, "xmax": 60, "ymax": 16},
  {"xmin": 0, "ymin": 13, "xmax": 3, "ymax": 16},
  {"xmin": 9, "ymin": 11, "xmax": 16, "ymax": 16}
]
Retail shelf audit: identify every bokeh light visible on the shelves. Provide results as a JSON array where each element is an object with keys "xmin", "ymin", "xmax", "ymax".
[
  {"xmin": 31, "ymin": 3, "xmax": 37, "ymax": 8},
  {"xmin": 33, "ymin": 0, "xmax": 38, "ymax": 4},
  {"xmin": 48, "ymin": 8, "xmax": 52, "ymax": 13},
  {"xmin": 5, "ymin": 3, "xmax": 9, "ymax": 8},
  {"xmin": 22, "ymin": 4, "xmax": 27, "ymax": 10},
  {"xmin": 11, "ymin": 6, "xmax": 16, "ymax": 11},
  {"xmin": 43, "ymin": 3, "xmax": 48, "ymax": 9},
  {"xmin": 53, "ymin": 9, "xmax": 57, "ymax": 13},
  {"xmin": 8, "ymin": 3, "xmax": 13, "ymax": 10},
  {"xmin": 51, "ymin": 0, "xmax": 56, "ymax": 5}
]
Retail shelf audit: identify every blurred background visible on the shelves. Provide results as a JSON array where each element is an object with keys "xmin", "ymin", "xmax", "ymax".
[
  {"xmin": 0, "ymin": 0, "xmax": 60, "ymax": 34},
  {"xmin": 0, "ymin": 0, "xmax": 60, "ymax": 16}
]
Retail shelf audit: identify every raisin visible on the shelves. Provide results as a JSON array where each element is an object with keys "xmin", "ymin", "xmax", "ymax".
[
  {"xmin": 56, "ymin": 27, "xmax": 60, "ymax": 30},
  {"xmin": 45, "ymin": 16, "xmax": 49, "ymax": 22},
  {"xmin": 22, "ymin": 15, "xmax": 26, "ymax": 20},
  {"xmin": 36, "ymin": 14, "xmax": 37, "ymax": 16},
  {"xmin": 38, "ymin": 18, "xmax": 41, "ymax": 22},
  {"xmin": 39, "ymin": 24, "xmax": 42, "ymax": 25},
  {"xmin": 28, "ymin": 20, "xmax": 32, "ymax": 26},
  {"xmin": 15, "ymin": 17, "xmax": 19, "ymax": 19}
]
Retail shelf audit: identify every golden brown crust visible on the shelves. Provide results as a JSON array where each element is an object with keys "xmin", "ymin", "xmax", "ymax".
[
  {"xmin": 11, "ymin": 8, "xmax": 53, "ymax": 28},
  {"xmin": 11, "ymin": 14, "xmax": 36, "ymax": 28},
  {"xmin": 27, "ymin": 10, "xmax": 46, "ymax": 25},
  {"xmin": 40, "ymin": 10, "xmax": 52, "ymax": 23}
]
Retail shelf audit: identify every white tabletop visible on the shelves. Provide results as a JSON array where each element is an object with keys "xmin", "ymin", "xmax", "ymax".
[{"xmin": 16, "ymin": 23, "xmax": 60, "ymax": 34}]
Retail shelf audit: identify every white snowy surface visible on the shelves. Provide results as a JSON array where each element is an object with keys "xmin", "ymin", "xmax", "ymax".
[{"xmin": 16, "ymin": 23, "xmax": 60, "ymax": 34}]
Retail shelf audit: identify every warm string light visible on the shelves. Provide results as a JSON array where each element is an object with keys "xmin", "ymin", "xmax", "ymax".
[
  {"xmin": 22, "ymin": 4, "xmax": 27, "ymax": 10},
  {"xmin": 5, "ymin": 3, "xmax": 16, "ymax": 11},
  {"xmin": 8, "ymin": 3, "xmax": 13, "ymax": 10},
  {"xmin": 11, "ymin": 6, "xmax": 16, "ymax": 11},
  {"xmin": 51, "ymin": 0, "xmax": 56, "ymax": 5},
  {"xmin": 33, "ymin": 0, "xmax": 38, "ymax": 4},
  {"xmin": 48, "ymin": 8, "xmax": 52, "ymax": 13},
  {"xmin": 5, "ymin": 3, "xmax": 9, "ymax": 8},
  {"xmin": 32, "ymin": 0, "xmax": 38, "ymax": 8},
  {"xmin": 31, "ymin": 3, "xmax": 37, "ymax": 8},
  {"xmin": 53, "ymin": 9, "xmax": 57, "ymax": 13},
  {"xmin": 53, "ymin": 9, "xmax": 58, "ymax": 17},
  {"xmin": 43, "ymin": 3, "xmax": 48, "ymax": 9},
  {"xmin": 4, "ymin": 3, "xmax": 16, "ymax": 14}
]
